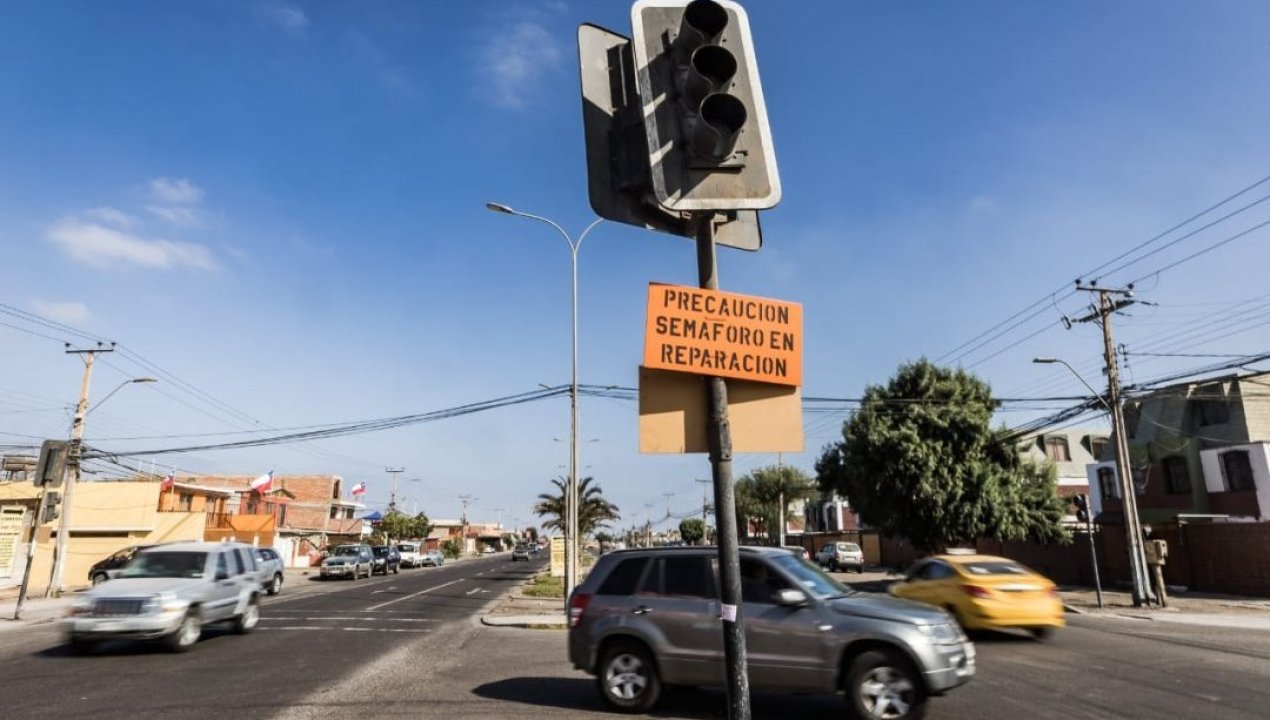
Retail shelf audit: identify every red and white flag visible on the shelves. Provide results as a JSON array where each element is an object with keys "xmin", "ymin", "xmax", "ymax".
[
  {"xmin": 351, "ymin": 482, "xmax": 366, "ymax": 496},
  {"xmin": 250, "ymin": 470, "xmax": 274, "ymax": 494},
  {"xmin": 160, "ymin": 472, "xmax": 175, "ymax": 491}
]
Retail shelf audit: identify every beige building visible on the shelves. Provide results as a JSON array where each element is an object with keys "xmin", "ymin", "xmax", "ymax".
[{"xmin": 0, "ymin": 480, "xmax": 204, "ymax": 595}]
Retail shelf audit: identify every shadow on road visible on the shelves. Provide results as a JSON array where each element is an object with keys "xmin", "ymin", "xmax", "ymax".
[
  {"xmin": 33, "ymin": 627, "xmax": 240, "ymax": 658},
  {"xmin": 472, "ymin": 677, "xmax": 843, "ymax": 719}
]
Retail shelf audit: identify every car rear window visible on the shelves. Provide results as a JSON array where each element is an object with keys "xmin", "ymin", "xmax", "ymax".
[
  {"xmin": 957, "ymin": 560, "xmax": 1029, "ymax": 576},
  {"xmin": 839, "ymin": 543, "xmax": 861, "ymax": 552},
  {"xmin": 661, "ymin": 557, "xmax": 713, "ymax": 598},
  {"xmin": 597, "ymin": 557, "xmax": 648, "ymax": 595}
]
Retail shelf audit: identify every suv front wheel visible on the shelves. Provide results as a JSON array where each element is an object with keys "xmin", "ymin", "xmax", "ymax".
[
  {"xmin": 844, "ymin": 649, "xmax": 926, "ymax": 720},
  {"xmin": 166, "ymin": 608, "xmax": 202, "ymax": 653},
  {"xmin": 597, "ymin": 640, "xmax": 661, "ymax": 713}
]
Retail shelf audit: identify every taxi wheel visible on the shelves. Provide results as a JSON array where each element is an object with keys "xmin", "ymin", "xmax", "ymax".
[{"xmin": 1030, "ymin": 627, "xmax": 1055, "ymax": 642}]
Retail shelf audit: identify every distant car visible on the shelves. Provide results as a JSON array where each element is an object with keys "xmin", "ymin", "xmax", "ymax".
[
  {"xmin": 782, "ymin": 545, "xmax": 811, "ymax": 561},
  {"xmin": 252, "ymin": 547, "xmax": 285, "ymax": 596},
  {"xmin": 568, "ymin": 546, "xmax": 974, "ymax": 716},
  {"xmin": 65, "ymin": 542, "xmax": 262, "ymax": 653},
  {"xmin": 371, "ymin": 545, "xmax": 401, "ymax": 575},
  {"xmin": 482, "ymin": 545, "xmax": 497, "ymax": 555},
  {"xmin": 890, "ymin": 554, "xmax": 1064, "ymax": 640},
  {"xmin": 420, "ymin": 550, "xmax": 445, "ymax": 567},
  {"xmin": 320, "ymin": 544, "xmax": 373, "ymax": 580},
  {"xmin": 88, "ymin": 544, "xmax": 157, "ymax": 586},
  {"xmin": 816, "ymin": 541, "xmax": 865, "ymax": 573},
  {"xmin": 396, "ymin": 542, "xmax": 423, "ymax": 568},
  {"xmin": 512, "ymin": 545, "xmax": 531, "ymax": 561}
]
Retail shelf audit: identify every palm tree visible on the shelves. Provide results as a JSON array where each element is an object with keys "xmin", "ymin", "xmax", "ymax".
[{"xmin": 534, "ymin": 476, "xmax": 620, "ymax": 539}]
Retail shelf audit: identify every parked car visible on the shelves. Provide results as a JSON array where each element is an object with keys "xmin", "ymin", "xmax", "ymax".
[
  {"xmin": 252, "ymin": 547, "xmax": 285, "ymax": 596},
  {"xmin": 816, "ymin": 541, "xmax": 865, "ymax": 573},
  {"xmin": 481, "ymin": 545, "xmax": 497, "ymax": 555},
  {"xmin": 371, "ymin": 545, "xmax": 401, "ymax": 575},
  {"xmin": 420, "ymin": 550, "xmax": 445, "ymax": 567},
  {"xmin": 889, "ymin": 553, "xmax": 1064, "ymax": 640},
  {"xmin": 568, "ymin": 546, "xmax": 973, "ymax": 718},
  {"xmin": 64, "ymin": 542, "xmax": 263, "ymax": 653},
  {"xmin": 320, "ymin": 544, "xmax": 373, "ymax": 580},
  {"xmin": 88, "ymin": 544, "xmax": 157, "ymax": 586},
  {"xmin": 512, "ymin": 544, "xmax": 532, "ymax": 561},
  {"xmin": 781, "ymin": 544, "xmax": 810, "ymax": 561},
  {"xmin": 396, "ymin": 542, "xmax": 423, "ymax": 568}
]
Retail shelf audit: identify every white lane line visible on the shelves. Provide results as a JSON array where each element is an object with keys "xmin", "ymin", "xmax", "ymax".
[
  {"xmin": 259, "ymin": 616, "xmax": 437, "ymax": 623},
  {"xmin": 365, "ymin": 578, "xmax": 464, "ymax": 611},
  {"xmin": 465, "ymin": 587, "xmax": 482, "ymax": 596},
  {"xmin": 258, "ymin": 626, "xmax": 432, "ymax": 633}
]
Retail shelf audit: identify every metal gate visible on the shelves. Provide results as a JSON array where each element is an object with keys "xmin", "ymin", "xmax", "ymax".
[{"xmin": 0, "ymin": 506, "xmax": 28, "ymax": 578}]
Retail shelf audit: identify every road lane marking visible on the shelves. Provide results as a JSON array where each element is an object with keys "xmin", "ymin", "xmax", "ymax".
[
  {"xmin": 465, "ymin": 587, "xmax": 482, "ymax": 596},
  {"xmin": 365, "ymin": 578, "xmax": 464, "ymax": 611},
  {"xmin": 259, "ymin": 616, "xmax": 437, "ymax": 622},
  {"xmin": 258, "ymin": 627, "xmax": 431, "ymax": 633}
]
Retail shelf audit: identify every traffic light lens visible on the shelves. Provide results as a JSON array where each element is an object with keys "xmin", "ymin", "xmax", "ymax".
[
  {"xmin": 692, "ymin": 92, "xmax": 747, "ymax": 161},
  {"xmin": 691, "ymin": 45, "xmax": 737, "ymax": 88},
  {"xmin": 683, "ymin": 0, "xmax": 728, "ymax": 43}
]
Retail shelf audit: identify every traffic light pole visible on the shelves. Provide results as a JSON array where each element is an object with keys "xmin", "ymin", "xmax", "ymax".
[
  {"xmin": 12, "ymin": 485, "xmax": 47, "ymax": 620},
  {"xmin": 696, "ymin": 215, "xmax": 751, "ymax": 720},
  {"xmin": 1085, "ymin": 509, "xmax": 1103, "ymax": 609}
]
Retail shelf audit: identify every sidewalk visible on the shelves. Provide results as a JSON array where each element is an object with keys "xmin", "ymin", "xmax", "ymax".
[
  {"xmin": 481, "ymin": 567, "xmax": 568, "ymax": 629},
  {"xmin": 1059, "ymin": 585, "xmax": 1270, "ymax": 629}
]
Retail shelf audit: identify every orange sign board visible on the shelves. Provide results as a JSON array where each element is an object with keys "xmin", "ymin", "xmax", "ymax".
[{"xmin": 643, "ymin": 283, "xmax": 803, "ymax": 386}]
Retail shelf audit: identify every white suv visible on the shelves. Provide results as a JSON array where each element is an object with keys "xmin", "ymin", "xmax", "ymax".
[
  {"xmin": 816, "ymin": 541, "xmax": 866, "ymax": 573},
  {"xmin": 64, "ymin": 542, "xmax": 262, "ymax": 653}
]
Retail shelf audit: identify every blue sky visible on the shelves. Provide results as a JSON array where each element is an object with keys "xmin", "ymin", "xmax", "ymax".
[{"xmin": 3, "ymin": 1, "xmax": 1270, "ymax": 531}]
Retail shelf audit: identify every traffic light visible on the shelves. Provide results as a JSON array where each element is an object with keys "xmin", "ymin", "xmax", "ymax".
[
  {"xmin": 34, "ymin": 439, "xmax": 69, "ymax": 488},
  {"xmin": 40, "ymin": 491, "xmax": 61, "ymax": 524},
  {"xmin": 1073, "ymin": 494, "xmax": 1090, "ymax": 524},
  {"xmin": 630, "ymin": 0, "xmax": 780, "ymax": 212}
]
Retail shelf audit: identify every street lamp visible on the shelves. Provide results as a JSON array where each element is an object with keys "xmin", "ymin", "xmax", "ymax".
[
  {"xmin": 487, "ymin": 201, "xmax": 603, "ymax": 604},
  {"xmin": 86, "ymin": 377, "xmax": 157, "ymax": 415},
  {"xmin": 1033, "ymin": 356, "xmax": 1153, "ymax": 606}
]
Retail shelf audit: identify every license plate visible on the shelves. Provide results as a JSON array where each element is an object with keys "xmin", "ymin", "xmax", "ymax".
[{"xmin": 94, "ymin": 621, "xmax": 123, "ymax": 632}]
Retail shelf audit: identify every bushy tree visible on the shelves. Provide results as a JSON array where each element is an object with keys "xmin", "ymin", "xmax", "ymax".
[
  {"xmin": 817, "ymin": 360, "xmax": 1068, "ymax": 552},
  {"xmin": 376, "ymin": 510, "xmax": 433, "ymax": 543},
  {"xmin": 439, "ymin": 538, "xmax": 463, "ymax": 559},
  {"xmin": 734, "ymin": 465, "xmax": 818, "ymax": 543},
  {"xmin": 679, "ymin": 517, "xmax": 706, "ymax": 545}
]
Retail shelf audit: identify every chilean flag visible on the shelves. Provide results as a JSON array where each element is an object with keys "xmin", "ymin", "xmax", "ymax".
[
  {"xmin": 250, "ymin": 471, "xmax": 274, "ymax": 494},
  {"xmin": 160, "ymin": 472, "xmax": 175, "ymax": 491},
  {"xmin": 351, "ymin": 482, "xmax": 366, "ymax": 496}
]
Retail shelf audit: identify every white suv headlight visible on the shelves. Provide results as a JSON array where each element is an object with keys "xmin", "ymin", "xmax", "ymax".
[{"xmin": 918, "ymin": 622, "xmax": 963, "ymax": 644}]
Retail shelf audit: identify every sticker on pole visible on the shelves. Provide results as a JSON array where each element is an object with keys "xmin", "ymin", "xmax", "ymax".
[{"xmin": 644, "ymin": 283, "xmax": 802, "ymax": 387}]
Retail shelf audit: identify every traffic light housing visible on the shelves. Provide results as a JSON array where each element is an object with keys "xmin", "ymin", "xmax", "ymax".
[
  {"xmin": 1073, "ymin": 494, "xmax": 1090, "ymax": 524},
  {"xmin": 34, "ymin": 439, "xmax": 69, "ymax": 488},
  {"xmin": 40, "ymin": 490, "xmax": 61, "ymax": 524},
  {"xmin": 631, "ymin": 0, "xmax": 780, "ymax": 212}
]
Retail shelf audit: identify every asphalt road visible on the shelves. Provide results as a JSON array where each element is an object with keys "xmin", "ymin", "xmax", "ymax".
[
  {"xmin": 0, "ymin": 553, "xmax": 545, "ymax": 720},
  {"xmin": 3, "ymin": 555, "xmax": 1268, "ymax": 720}
]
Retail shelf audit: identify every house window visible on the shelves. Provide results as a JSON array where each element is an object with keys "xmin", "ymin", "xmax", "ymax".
[
  {"xmin": 1044, "ymin": 436, "xmax": 1071, "ymax": 462},
  {"xmin": 277, "ymin": 505, "xmax": 287, "ymax": 526},
  {"xmin": 1097, "ymin": 467, "xmax": 1118, "ymax": 499},
  {"xmin": 332, "ymin": 481, "xmax": 341, "ymax": 500},
  {"xmin": 178, "ymin": 493, "xmax": 193, "ymax": 511},
  {"xmin": 1197, "ymin": 385, "xmax": 1230, "ymax": 426},
  {"xmin": 1220, "ymin": 451, "xmax": 1255, "ymax": 491},
  {"xmin": 1162, "ymin": 457, "xmax": 1191, "ymax": 495},
  {"xmin": 1088, "ymin": 436, "xmax": 1109, "ymax": 461}
]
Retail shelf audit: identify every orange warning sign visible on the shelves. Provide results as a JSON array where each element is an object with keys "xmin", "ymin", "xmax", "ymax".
[{"xmin": 643, "ymin": 283, "xmax": 803, "ymax": 387}]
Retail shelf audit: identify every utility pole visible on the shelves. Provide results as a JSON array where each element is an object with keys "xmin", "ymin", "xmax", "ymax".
[
  {"xmin": 695, "ymin": 478, "xmax": 711, "ymax": 545},
  {"xmin": 48, "ymin": 342, "xmax": 113, "ymax": 597},
  {"xmin": 459, "ymin": 494, "xmax": 474, "ymax": 555},
  {"xmin": 385, "ymin": 467, "xmax": 404, "ymax": 512},
  {"xmin": 1074, "ymin": 282, "xmax": 1155, "ymax": 607},
  {"xmin": 776, "ymin": 453, "xmax": 786, "ymax": 548}
]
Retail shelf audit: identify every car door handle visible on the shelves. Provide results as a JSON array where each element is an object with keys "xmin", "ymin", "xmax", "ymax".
[{"xmin": 632, "ymin": 605, "xmax": 653, "ymax": 616}]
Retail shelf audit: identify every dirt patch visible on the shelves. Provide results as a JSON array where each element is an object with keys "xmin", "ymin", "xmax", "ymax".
[{"xmin": 487, "ymin": 570, "xmax": 567, "ymax": 617}]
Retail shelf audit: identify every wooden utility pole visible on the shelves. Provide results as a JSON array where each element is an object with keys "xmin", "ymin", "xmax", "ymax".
[
  {"xmin": 48, "ymin": 342, "xmax": 113, "ymax": 597},
  {"xmin": 1074, "ymin": 283, "xmax": 1155, "ymax": 607},
  {"xmin": 385, "ymin": 467, "xmax": 404, "ymax": 512}
]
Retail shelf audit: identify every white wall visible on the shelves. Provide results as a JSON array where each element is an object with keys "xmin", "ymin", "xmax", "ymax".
[{"xmin": 1199, "ymin": 442, "xmax": 1270, "ymax": 520}]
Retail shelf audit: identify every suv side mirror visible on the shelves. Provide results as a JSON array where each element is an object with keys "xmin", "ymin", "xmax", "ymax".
[
  {"xmin": 215, "ymin": 569, "xmax": 230, "ymax": 581},
  {"xmin": 776, "ymin": 588, "xmax": 809, "ymax": 607}
]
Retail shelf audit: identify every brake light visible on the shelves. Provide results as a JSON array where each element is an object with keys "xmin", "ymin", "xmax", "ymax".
[
  {"xmin": 962, "ymin": 585, "xmax": 991, "ymax": 599},
  {"xmin": 1046, "ymin": 587, "xmax": 1059, "ymax": 598},
  {"xmin": 568, "ymin": 592, "xmax": 592, "ymax": 628}
]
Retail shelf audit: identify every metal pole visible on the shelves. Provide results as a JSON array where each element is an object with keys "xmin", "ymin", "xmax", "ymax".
[
  {"xmin": 568, "ymin": 237, "xmax": 580, "ymax": 600},
  {"xmin": 13, "ymin": 486, "xmax": 46, "ymax": 619},
  {"xmin": 696, "ymin": 216, "xmax": 751, "ymax": 720},
  {"xmin": 1086, "ymin": 514, "xmax": 1103, "ymax": 609}
]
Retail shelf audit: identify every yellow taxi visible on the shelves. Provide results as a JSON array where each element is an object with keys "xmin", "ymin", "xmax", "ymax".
[{"xmin": 889, "ymin": 552, "xmax": 1064, "ymax": 639}]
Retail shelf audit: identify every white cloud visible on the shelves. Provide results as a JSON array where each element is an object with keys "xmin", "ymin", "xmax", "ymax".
[
  {"xmin": 84, "ymin": 207, "xmax": 137, "ymax": 228},
  {"xmin": 257, "ymin": 2, "xmax": 309, "ymax": 33},
  {"xmin": 149, "ymin": 177, "xmax": 204, "ymax": 205},
  {"xmin": 29, "ymin": 299, "xmax": 89, "ymax": 324},
  {"xmin": 477, "ymin": 21, "xmax": 563, "ymax": 109},
  {"xmin": 146, "ymin": 205, "xmax": 204, "ymax": 227},
  {"xmin": 48, "ymin": 217, "xmax": 216, "ymax": 270}
]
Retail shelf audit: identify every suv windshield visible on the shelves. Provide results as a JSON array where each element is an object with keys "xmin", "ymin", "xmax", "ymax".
[
  {"xmin": 372, "ymin": 546, "xmax": 391, "ymax": 557},
  {"xmin": 396, "ymin": 544, "xmax": 416, "ymax": 552},
  {"xmin": 331, "ymin": 545, "xmax": 361, "ymax": 557},
  {"xmin": 770, "ymin": 553, "xmax": 853, "ymax": 599},
  {"xmin": 121, "ymin": 551, "xmax": 208, "ymax": 579}
]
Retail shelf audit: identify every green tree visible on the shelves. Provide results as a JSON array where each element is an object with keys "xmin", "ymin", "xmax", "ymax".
[
  {"xmin": 679, "ymin": 517, "xmax": 706, "ymax": 545},
  {"xmin": 816, "ymin": 359, "xmax": 1069, "ymax": 552},
  {"xmin": 439, "ymin": 538, "xmax": 462, "ymax": 559},
  {"xmin": 376, "ymin": 510, "xmax": 433, "ymax": 543},
  {"xmin": 594, "ymin": 531, "xmax": 613, "ymax": 552},
  {"xmin": 533, "ymin": 476, "xmax": 621, "ymax": 538},
  {"xmin": 734, "ymin": 465, "xmax": 818, "ymax": 544}
]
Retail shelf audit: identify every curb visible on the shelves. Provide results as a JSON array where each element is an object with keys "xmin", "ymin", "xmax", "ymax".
[{"xmin": 480, "ymin": 616, "xmax": 567, "ymax": 630}]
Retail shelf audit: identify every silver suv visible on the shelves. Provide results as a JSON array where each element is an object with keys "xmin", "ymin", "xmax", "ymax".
[
  {"xmin": 817, "ymin": 541, "xmax": 866, "ymax": 573},
  {"xmin": 567, "ymin": 547, "xmax": 974, "ymax": 719},
  {"xmin": 64, "ymin": 542, "xmax": 262, "ymax": 653}
]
